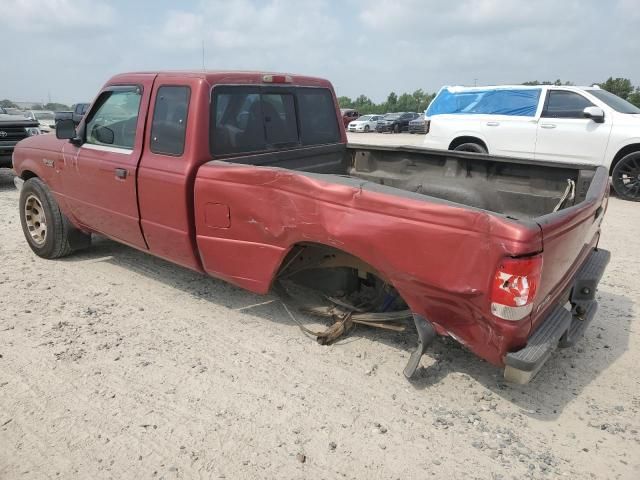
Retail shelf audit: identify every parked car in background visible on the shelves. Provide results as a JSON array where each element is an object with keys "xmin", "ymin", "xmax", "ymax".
[
  {"xmin": 376, "ymin": 112, "xmax": 420, "ymax": 133},
  {"xmin": 55, "ymin": 102, "xmax": 90, "ymax": 125},
  {"xmin": 423, "ymin": 84, "xmax": 640, "ymax": 200},
  {"xmin": 348, "ymin": 114, "xmax": 382, "ymax": 132},
  {"xmin": 340, "ymin": 108, "xmax": 359, "ymax": 128},
  {"xmin": 24, "ymin": 110, "xmax": 56, "ymax": 133},
  {"xmin": 3, "ymin": 107, "xmax": 24, "ymax": 116},
  {"xmin": 0, "ymin": 113, "xmax": 40, "ymax": 168},
  {"xmin": 408, "ymin": 116, "xmax": 428, "ymax": 134}
]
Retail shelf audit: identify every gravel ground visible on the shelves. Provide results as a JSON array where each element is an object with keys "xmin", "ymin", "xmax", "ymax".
[{"xmin": 0, "ymin": 137, "xmax": 639, "ymax": 479}]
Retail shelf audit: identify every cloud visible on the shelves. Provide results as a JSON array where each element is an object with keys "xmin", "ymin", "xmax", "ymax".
[
  {"xmin": 1, "ymin": 0, "xmax": 639, "ymax": 105},
  {"xmin": 352, "ymin": 0, "xmax": 640, "ymax": 98},
  {"xmin": 146, "ymin": 1, "xmax": 341, "ymax": 60},
  {"xmin": 5, "ymin": 0, "xmax": 115, "ymax": 32}
]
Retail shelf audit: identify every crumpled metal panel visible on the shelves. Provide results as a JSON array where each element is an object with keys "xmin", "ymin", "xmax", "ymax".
[{"xmin": 194, "ymin": 161, "xmax": 544, "ymax": 366}]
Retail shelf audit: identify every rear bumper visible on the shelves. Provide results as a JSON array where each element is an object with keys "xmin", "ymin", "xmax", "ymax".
[
  {"xmin": 504, "ymin": 248, "xmax": 610, "ymax": 384},
  {"xmin": 408, "ymin": 125, "xmax": 427, "ymax": 133}
]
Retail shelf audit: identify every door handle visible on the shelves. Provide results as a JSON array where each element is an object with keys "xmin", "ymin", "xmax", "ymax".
[
  {"xmin": 115, "ymin": 168, "xmax": 128, "ymax": 179},
  {"xmin": 540, "ymin": 123, "xmax": 557, "ymax": 129},
  {"xmin": 486, "ymin": 121, "xmax": 500, "ymax": 126}
]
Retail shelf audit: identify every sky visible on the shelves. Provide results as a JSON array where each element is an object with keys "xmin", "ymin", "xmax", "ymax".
[{"xmin": 3, "ymin": 0, "xmax": 640, "ymax": 105}]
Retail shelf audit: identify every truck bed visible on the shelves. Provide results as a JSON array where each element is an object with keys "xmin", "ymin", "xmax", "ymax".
[
  {"xmin": 345, "ymin": 144, "xmax": 596, "ymax": 219},
  {"xmin": 218, "ymin": 142, "xmax": 598, "ymax": 220}
]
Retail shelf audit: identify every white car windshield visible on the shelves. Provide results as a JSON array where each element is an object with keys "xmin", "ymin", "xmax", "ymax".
[
  {"xmin": 35, "ymin": 112, "xmax": 55, "ymax": 120},
  {"xmin": 589, "ymin": 90, "xmax": 640, "ymax": 114},
  {"xmin": 357, "ymin": 115, "xmax": 372, "ymax": 121}
]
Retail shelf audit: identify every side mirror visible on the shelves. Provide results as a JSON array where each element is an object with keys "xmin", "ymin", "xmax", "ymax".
[
  {"xmin": 583, "ymin": 106, "xmax": 605, "ymax": 123},
  {"xmin": 55, "ymin": 119, "xmax": 76, "ymax": 140}
]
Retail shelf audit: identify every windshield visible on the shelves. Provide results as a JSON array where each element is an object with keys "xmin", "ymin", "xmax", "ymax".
[
  {"xmin": 357, "ymin": 115, "xmax": 372, "ymax": 121},
  {"xmin": 588, "ymin": 90, "xmax": 640, "ymax": 114},
  {"xmin": 35, "ymin": 112, "xmax": 55, "ymax": 120},
  {"xmin": 384, "ymin": 113, "xmax": 401, "ymax": 119}
]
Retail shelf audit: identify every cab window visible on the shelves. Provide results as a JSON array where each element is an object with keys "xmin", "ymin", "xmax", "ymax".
[
  {"xmin": 150, "ymin": 86, "xmax": 191, "ymax": 156},
  {"xmin": 85, "ymin": 87, "xmax": 142, "ymax": 150}
]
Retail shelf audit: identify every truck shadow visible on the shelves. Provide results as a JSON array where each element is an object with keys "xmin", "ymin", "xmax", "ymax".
[
  {"xmin": 62, "ymin": 236, "xmax": 632, "ymax": 422},
  {"xmin": 405, "ymin": 289, "xmax": 633, "ymax": 420}
]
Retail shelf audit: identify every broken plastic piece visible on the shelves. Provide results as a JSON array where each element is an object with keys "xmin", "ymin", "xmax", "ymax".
[{"xmin": 403, "ymin": 314, "xmax": 437, "ymax": 379}]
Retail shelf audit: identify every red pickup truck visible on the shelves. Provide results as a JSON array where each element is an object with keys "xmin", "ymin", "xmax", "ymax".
[{"xmin": 12, "ymin": 71, "xmax": 610, "ymax": 383}]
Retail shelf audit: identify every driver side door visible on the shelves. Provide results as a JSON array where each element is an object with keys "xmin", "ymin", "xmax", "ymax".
[{"xmin": 61, "ymin": 75, "xmax": 155, "ymax": 248}]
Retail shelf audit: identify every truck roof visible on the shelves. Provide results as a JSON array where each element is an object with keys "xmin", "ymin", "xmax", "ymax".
[{"xmin": 107, "ymin": 71, "xmax": 334, "ymax": 89}]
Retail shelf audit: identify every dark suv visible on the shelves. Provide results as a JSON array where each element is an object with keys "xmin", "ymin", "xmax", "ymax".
[
  {"xmin": 54, "ymin": 102, "xmax": 90, "ymax": 126},
  {"xmin": 376, "ymin": 112, "xmax": 420, "ymax": 133},
  {"xmin": 0, "ymin": 114, "xmax": 40, "ymax": 168}
]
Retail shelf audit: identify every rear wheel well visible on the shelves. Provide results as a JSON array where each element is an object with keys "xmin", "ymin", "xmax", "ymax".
[
  {"xmin": 276, "ymin": 242, "xmax": 386, "ymax": 285},
  {"xmin": 610, "ymin": 144, "xmax": 640, "ymax": 174},
  {"xmin": 448, "ymin": 136, "xmax": 488, "ymax": 152},
  {"xmin": 275, "ymin": 242, "xmax": 408, "ymax": 313}
]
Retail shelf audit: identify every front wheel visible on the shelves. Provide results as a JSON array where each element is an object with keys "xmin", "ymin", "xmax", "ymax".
[
  {"xmin": 453, "ymin": 143, "xmax": 487, "ymax": 154},
  {"xmin": 612, "ymin": 152, "xmax": 640, "ymax": 201},
  {"xmin": 364, "ymin": 125, "xmax": 370, "ymax": 133},
  {"xmin": 19, "ymin": 177, "xmax": 90, "ymax": 258},
  {"xmin": 393, "ymin": 124, "xmax": 400, "ymax": 134}
]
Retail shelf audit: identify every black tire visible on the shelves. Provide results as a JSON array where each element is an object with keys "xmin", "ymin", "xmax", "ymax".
[
  {"xmin": 364, "ymin": 125, "xmax": 370, "ymax": 133},
  {"xmin": 393, "ymin": 124, "xmax": 400, "ymax": 134},
  {"xmin": 612, "ymin": 152, "xmax": 640, "ymax": 201},
  {"xmin": 19, "ymin": 177, "xmax": 88, "ymax": 258},
  {"xmin": 453, "ymin": 142, "xmax": 487, "ymax": 154}
]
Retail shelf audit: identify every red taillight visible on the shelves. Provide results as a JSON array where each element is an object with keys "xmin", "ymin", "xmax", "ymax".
[
  {"xmin": 491, "ymin": 255, "xmax": 543, "ymax": 321},
  {"xmin": 263, "ymin": 74, "xmax": 292, "ymax": 84}
]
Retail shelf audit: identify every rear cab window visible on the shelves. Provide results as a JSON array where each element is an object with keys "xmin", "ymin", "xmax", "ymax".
[
  {"xmin": 211, "ymin": 86, "xmax": 340, "ymax": 156},
  {"xmin": 150, "ymin": 86, "xmax": 191, "ymax": 156}
]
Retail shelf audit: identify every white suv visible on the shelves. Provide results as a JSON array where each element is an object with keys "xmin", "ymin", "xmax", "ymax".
[{"xmin": 423, "ymin": 85, "xmax": 640, "ymax": 200}]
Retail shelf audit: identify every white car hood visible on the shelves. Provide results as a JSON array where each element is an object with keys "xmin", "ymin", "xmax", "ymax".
[{"xmin": 612, "ymin": 113, "xmax": 640, "ymax": 127}]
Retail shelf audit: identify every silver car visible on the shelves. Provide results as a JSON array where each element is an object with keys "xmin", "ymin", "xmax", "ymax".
[
  {"xmin": 348, "ymin": 114, "xmax": 383, "ymax": 133},
  {"xmin": 24, "ymin": 110, "xmax": 56, "ymax": 134}
]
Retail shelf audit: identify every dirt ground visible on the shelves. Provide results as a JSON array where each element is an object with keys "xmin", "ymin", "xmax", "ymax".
[{"xmin": 1, "ymin": 135, "xmax": 639, "ymax": 479}]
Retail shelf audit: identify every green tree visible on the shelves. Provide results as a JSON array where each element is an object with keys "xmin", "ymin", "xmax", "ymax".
[
  {"xmin": 597, "ymin": 77, "xmax": 634, "ymax": 99},
  {"xmin": 395, "ymin": 93, "xmax": 414, "ymax": 112},
  {"xmin": 411, "ymin": 89, "xmax": 435, "ymax": 113},
  {"xmin": 0, "ymin": 99, "xmax": 18, "ymax": 108},
  {"xmin": 385, "ymin": 92, "xmax": 398, "ymax": 112},
  {"xmin": 353, "ymin": 94, "xmax": 375, "ymax": 114},
  {"xmin": 627, "ymin": 88, "xmax": 640, "ymax": 108},
  {"xmin": 337, "ymin": 96, "xmax": 354, "ymax": 108},
  {"xmin": 44, "ymin": 102, "xmax": 70, "ymax": 111}
]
